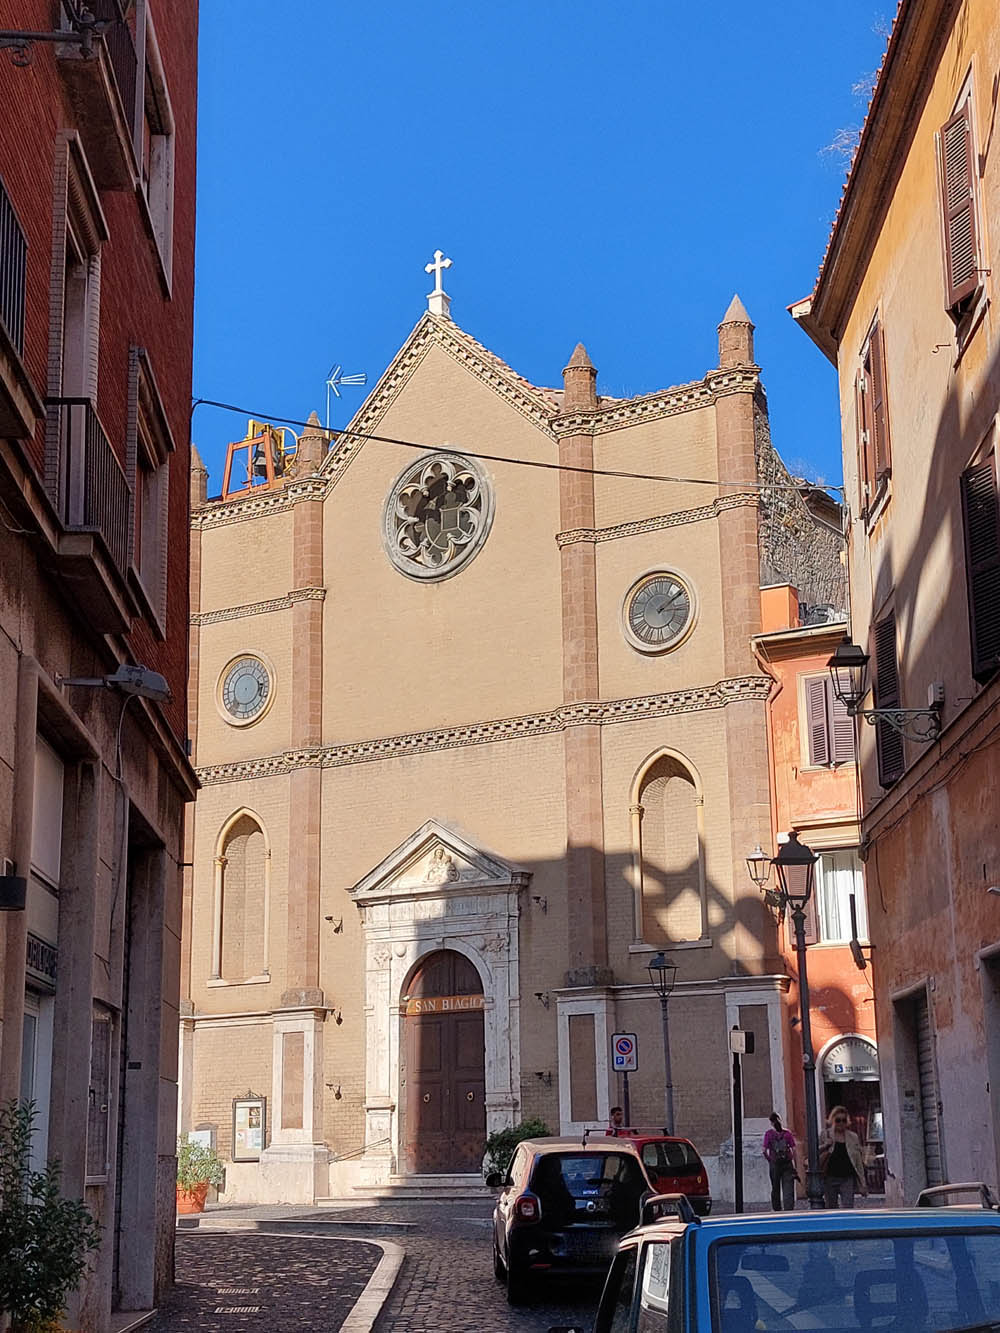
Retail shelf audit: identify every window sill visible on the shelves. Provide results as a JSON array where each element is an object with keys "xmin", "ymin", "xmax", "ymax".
[
  {"xmin": 629, "ymin": 938, "xmax": 712, "ymax": 953},
  {"xmin": 863, "ymin": 476, "xmax": 891, "ymax": 531},
  {"xmin": 206, "ymin": 974, "xmax": 270, "ymax": 988}
]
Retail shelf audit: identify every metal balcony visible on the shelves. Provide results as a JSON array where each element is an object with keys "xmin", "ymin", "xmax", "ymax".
[
  {"xmin": 0, "ymin": 178, "xmax": 42, "ymax": 438},
  {"xmin": 45, "ymin": 397, "xmax": 134, "ymax": 632},
  {"xmin": 57, "ymin": 1, "xmax": 138, "ymax": 191}
]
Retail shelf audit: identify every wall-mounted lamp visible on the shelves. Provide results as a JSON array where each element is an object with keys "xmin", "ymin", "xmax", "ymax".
[
  {"xmin": 534, "ymin": 1071, "xmax": 552, "ymax": 1087},
  {"xmin": 330, "ymin": 1008, "xmax": 343, "ymax": 1025},
  {"xmin": 324, "ymin": 916, "xmax": 344, "ymax": 932},
  {"xmin": 532, "ymin": 896, "xmax": 548, "ymax": 913},
  {"xmin": 827, "ymin": 637, "xmax": 942, "ymax": 742},
  {"xmin": 0, "ymin": 858, "xmax": 26, "ymax": 912},
  {"xmin": 59, "ymin": 663, "xmax": 171, "ymax": 703},
  {"xmin": 326, "ymin": 1083, "xmax": 342, "ymax": 1099},
  {"xmin": 534, "ymin": 991, "xmax": 550, "ymax": 1009}
]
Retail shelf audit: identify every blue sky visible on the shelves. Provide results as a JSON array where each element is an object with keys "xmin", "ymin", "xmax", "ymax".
[{"xmin": 193, "ymin": 2, "xmax": 891, "ymax": 495}]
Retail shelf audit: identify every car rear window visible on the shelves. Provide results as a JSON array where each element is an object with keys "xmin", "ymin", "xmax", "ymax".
[
  {"xmin": 710, "ymin": 1229, "xmax": 1000, "ymax": 1331},
  {"xmin": 531, "ymin": 1153, "xmax": 645, "ymax": 1200},
  {"xmin": 641, "ymin": 1141, "xmax": 702, "ymax": 1176}
]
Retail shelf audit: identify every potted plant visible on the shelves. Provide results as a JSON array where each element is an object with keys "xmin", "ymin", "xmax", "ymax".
[
  {"xmin": 176, "ymin": 1136, "xmax": 225, "ymax": 1214},
  {"xmin": 0, "ymin": 1100, "xmax": 101, "ymax": 1333}
]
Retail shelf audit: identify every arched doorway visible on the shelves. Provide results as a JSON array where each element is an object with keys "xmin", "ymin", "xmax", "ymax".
[
  {"xmin": 819, "ymin": 1034, "xmax": 884, "ymax": 1193},
  {"xmin": 402, "ymin": 950, "xmax": 485, "ymax": 1174}
]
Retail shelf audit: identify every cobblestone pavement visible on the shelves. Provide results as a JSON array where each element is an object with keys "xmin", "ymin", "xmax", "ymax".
[
  {"xmin": 338, "ymin": 1200, "xmax": 600, "ymax": 1333},
  {"xmin": 145, "ymin": 1232, "xmax": 380, "ymax": 1331}
]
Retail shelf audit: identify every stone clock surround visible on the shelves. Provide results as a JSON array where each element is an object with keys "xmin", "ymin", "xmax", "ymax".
[{"xmin": 348, "ymin": 819, "xmax": 528, "ymax": 1185}]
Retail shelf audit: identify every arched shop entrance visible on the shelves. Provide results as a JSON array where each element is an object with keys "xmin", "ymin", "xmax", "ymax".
[
  {"xmin": 401, "ymin": 949, "xmax": 486, "ymax": 1174},
  {"xmin": 820, "ymin": 1034, "xmax": 884, "ymax": 1192}
]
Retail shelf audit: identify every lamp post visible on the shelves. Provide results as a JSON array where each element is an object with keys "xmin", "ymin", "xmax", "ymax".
[
  {"xmin": 747, "ymin": 833, "xmax": 824, "ymax": 1209},
  {"xmin": 647, "ymin": 952, "xmax": 678, "ymax": 1134}
]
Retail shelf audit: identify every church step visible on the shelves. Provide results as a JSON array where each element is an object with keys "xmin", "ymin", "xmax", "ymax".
[{"xmin": 344, "ymin": 1173, "xmax": 492, "ymax": 1201}]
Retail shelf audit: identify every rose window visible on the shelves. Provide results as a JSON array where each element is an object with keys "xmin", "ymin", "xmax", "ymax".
[{"xmin": 384, "ymin": 453, "xmax": 494, "ymax": 580}]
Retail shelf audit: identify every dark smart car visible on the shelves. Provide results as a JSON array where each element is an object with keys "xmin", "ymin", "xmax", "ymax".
[{"xmin": 487, "ymin": 1137, "xmax": 652, "ymax": 1305}]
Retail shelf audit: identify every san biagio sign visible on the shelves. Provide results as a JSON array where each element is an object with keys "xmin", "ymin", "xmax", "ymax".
[{"xmin": 404, "ymin": 994, "xmax": 486, "ymax": 1016}]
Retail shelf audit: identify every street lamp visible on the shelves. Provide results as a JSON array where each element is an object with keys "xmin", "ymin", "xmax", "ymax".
[
  {"xmin": 827, "ymin": 636, "xmax": 942, "ymax": 742},
  {"xmin": 647, "ymin": 952, "xmax": 678, "ymax": 1135},
  {"xmin": 748, "ymin": 833, "xmax": 824, "ymax": 1209}
]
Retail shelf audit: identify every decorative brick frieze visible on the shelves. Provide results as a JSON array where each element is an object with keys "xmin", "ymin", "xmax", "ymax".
[
  {"xmin": 552, "ymin": 368, "xmax": 760, "ymax": 438},
  {"xmin": 195, "ymin": 675, "xmax": 771, "ymax": 785},
  {"xmin": 556, "ymin": 492, "xmax": 758, "ymax": 547},
  {"xmin": 191, "ymin": 588, "xmax": 325, "ymax": 626}
]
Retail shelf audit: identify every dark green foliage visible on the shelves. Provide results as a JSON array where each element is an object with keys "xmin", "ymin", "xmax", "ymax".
[
  {"xmin": 0, "ymin": 1100, "xmax": 101, "ymax": 1331},
  {"xmin": 484, "ymin": 1117, "xmax": 552, "ymax": 1177}
]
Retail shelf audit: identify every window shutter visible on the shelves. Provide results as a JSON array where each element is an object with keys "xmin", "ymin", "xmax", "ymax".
[
  {"xmin": 805, "ymin": 676, "xmax": 830, "ymax": 766},
  {"xmin": 939, "ymin": 101, "xmax": 980, "ymax": 309},
  {"xmin": 961, "ymin": 454, "xmax": 1000, "ymax": 681},
  {"xmin": 872, "ymin": 614, "xmax": 904, "ymax": 786},
  {"xmin": 868, "ymin": 320, "xmax": 891, "ymax": 482},
  {"xmin": 855, "ymin": 368, "xmax": 871, "ymax": 511},
  {"xmin": 831, "ymin": 687, "xmax": 857, "ymax": 765}
]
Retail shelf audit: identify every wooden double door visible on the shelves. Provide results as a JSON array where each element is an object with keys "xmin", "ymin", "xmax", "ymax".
[{"xmin": 402, "ymin": 950, "xmax": 485, "ymax": 1174}]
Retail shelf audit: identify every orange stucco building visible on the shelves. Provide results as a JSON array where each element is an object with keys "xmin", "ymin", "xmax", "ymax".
[{"xmin": 754, "ymin": 584, "xmax": 882, "ymax": 1190}]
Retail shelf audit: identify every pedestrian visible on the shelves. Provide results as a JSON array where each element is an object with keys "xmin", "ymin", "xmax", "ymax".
[
  {"xmin": 818, "ymin": 1105, "xmax": 868, "ymax": 1208},
  {"xmin": 762, "ymin": 1111, "xmax": 798, "ymax": 1210},
  {"xmin": 606, "ymin": 1105, "xmax": 625, "ymax": 1135}
]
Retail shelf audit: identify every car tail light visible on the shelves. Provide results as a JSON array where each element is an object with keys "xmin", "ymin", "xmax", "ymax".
[{"xmin": 514, "ymin": 1193, "xmax": 541, "ymax": 1222}]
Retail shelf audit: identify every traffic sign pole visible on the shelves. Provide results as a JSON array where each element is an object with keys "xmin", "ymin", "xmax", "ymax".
[{"xmin": 622, "ymin": 1070, "xmax": 631, "ymax": 1127}]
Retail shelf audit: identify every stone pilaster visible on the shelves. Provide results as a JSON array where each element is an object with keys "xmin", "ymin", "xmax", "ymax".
[{"xmin": 559, "ymin": 345, "xmax": 611, "ymax": 986}]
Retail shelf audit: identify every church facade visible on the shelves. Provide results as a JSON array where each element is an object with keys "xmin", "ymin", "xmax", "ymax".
[{"xmin": 180, "ymin": 279, "xmax": 842, "ymax": 1204}]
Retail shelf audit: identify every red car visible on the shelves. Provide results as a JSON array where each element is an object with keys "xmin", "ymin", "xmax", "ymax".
[{"xmin": 606, "ymin": 1128, "xmax": 711, "ymax": 1215}]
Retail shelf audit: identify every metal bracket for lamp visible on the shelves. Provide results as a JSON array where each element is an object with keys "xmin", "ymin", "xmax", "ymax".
[
  {"xmin": 852, "ymin": 705, "xmax": 942, "ymax": 742},
  {"xmin": 0, "ymin": 6, "xmax": 111, "ymax": 66}
]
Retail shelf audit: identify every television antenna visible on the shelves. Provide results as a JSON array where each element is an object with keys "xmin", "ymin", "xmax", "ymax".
[{"xmin": 325, "ymin": 364, "xmax": 367, "ymax": 431}]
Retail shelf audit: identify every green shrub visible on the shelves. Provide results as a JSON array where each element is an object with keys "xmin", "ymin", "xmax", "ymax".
[
  {"xmin": 0, "ymin": 1100, "xmax": 101, "ymax": 1333},
  {"xmin": 176, "ymin": 1137, "xmax": 225, "ymax": 1190},
  {"xmin": 484, "ymin": 1117, "xmax": 552, "ymax": 1177}
]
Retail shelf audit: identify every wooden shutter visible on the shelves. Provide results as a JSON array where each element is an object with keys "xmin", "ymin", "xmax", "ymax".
[
  {"xmin": 868, "ymin": 321, "xmax": 891, "ymax": 483},
  {"xmin": 805, "ymin": 676, "xmax": 830, "ymax": 766},
  {"xmin": 961, "ymin": 454, "xmax": 1000, "ymax": 681},
  {"xmin": 855, "ymin": 368, "xmax": 872, "ymax": 512},
  {"xmin": 872, "ymin": 613, "xmax": 904, "ymax": 786},
  {"xmin": 939, "ymin": 101, "xmax": 980, "ymax": 309},
  {"xmin": 831, "ymin": 687, "xmax": 857, "ymax": 765}
]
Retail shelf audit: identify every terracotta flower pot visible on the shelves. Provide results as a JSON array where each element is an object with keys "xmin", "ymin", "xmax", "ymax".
[{"xmin": 176, "ymin": 1182, "xmax": 209, "ymax": 1214}]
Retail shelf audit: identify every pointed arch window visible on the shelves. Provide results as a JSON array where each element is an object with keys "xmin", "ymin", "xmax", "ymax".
[
  {"xmin": 631, "ymin": 752, "xmax": 707, "ymax": 947},
  {"xmin": 211, "ymin": 812, "xmax": 270, "ymax": 984}
]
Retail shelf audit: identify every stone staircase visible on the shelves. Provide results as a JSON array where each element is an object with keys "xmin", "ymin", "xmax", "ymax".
[{"xmin": 338, "ymin": 1172, "xmax": 492, "ymax": 1203}]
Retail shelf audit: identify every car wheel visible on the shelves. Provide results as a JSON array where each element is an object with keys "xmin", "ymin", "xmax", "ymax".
[
  {"xmin": 492, "ymin": 1233, "xmax": 505, "ymax": 1281},
  {"xmin": 505, "ymin": 1259, "xmax": 531, "ymax": 1306}
]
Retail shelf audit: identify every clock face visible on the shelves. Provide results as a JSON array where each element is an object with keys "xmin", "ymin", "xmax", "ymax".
[
  {"xmin": 221, "ymin": 657, "xmax": 271, "ymax": 723},
  {"xmin": 625, "ymin": 574, "xmax": 693, "ymax": 651}
]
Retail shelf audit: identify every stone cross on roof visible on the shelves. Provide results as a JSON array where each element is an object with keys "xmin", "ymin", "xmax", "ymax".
[{"xmin": 425, "ymin": 249, "xmax": 453, "ymax": 318}]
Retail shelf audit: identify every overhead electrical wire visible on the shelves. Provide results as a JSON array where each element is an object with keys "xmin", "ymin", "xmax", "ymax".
[{"xmin": 191, "ymin": 396, "xmax": 844, "ymax": 497}]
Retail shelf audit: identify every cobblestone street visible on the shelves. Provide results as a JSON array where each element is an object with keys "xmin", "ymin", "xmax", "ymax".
[
  {"xmin": 145, "ymin": 1232, "xmax": 379, "ymax": 1331},
  {"xmin": 149, "ymin": 1202, "xmax": 598, "ymax": 1332}
]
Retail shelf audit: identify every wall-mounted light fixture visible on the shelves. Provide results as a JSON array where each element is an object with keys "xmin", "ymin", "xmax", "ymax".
[
  {"xmin": 532, "ymin": 896, "xmax": 548, "ymax": 913},
  {"xmin": 59, "ymin": 663, "xmax": 171, "ymax": 703},
  {"xmin": 534, "ymin": 1071, "xmax": 552, "ymax": 1087},
  {"xmin": 534, "ymin": 991, "xmax": 550, "ymax": 1009},
  {"xmin": 827, "ymin": 638, "xmax": 942, "ymax": 742}
]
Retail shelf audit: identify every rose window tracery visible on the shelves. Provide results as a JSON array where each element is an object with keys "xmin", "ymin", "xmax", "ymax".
[{"xmin": 384, "ymin": 453, "xmax": 494, "ymax": 580}]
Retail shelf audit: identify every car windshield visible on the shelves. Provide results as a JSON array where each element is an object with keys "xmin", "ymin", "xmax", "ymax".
[
  {"xmin": 710, "ymin": 1230, "xmax": 1000, "ymax": 1332},
  {"xmin": 641, "ymin": 1141, "xmax": 702, "ymax": 1176}
]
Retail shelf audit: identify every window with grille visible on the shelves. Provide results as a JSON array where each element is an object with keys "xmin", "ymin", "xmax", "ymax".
[
  {"xmin": 937, "ymin": 95, "xmax": 982, "ymax": 318},
  {"xmin": 86, "ymin": 1011, "xmax": 113, "ymax": 1180},
  {"xmin": 961, "ymin": 450, "xmax": 1000, "ymax": 683},
  {"xmin": 803, "ymin": 675, "xmax": 856, "ymax": 767}
]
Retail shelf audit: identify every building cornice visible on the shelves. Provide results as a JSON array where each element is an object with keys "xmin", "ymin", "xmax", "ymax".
[
  {"xmin": 557, "ymin": 493, "xmax": 757, "ymax": 547},
  {"xmin": 796, "ymin": 0, "xmax": 961, "ymax": 357},
  {"xmin": 195, "ymin": 675, "xmax": 771, "ymax": 786},
  {"xmin": 191, "ymin": 587, "xmax": 326, "ymax": 626}
]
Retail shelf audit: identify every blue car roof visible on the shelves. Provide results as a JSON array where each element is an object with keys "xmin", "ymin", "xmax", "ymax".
[{"xmin": 632, "ymin": 1207, "xmax": 1000, "ymax": 1243}]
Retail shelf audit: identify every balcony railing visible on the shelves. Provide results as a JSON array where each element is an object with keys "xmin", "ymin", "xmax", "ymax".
[
  {"xmin": 47, "ymin": 398, "xmax": 132, "ymax": 577},
  {"xmin": 91, "ymin": 0, "xmax": 137, "ymax": 133},
  {"xmin": 0, "ymin": 177, "xmax": 26, "ymax": 355}
]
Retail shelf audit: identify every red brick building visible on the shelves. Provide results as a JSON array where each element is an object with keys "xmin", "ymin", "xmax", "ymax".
[{"xmin": 0, "ymin": 2, "xmax": 197, "ymax": 1325}]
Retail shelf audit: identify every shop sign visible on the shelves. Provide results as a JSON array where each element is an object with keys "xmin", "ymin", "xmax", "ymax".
[{"xmin": 822, "ymin": 1036, "xmax": 879, "ymax": 1082}]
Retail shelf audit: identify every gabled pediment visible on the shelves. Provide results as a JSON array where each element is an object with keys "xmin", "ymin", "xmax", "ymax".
[
  {"xmin": 319, "ymin": 313, "xmax": 557, "ymax": 488},
  {"xmin": 349, "ymin": 818, "xmax": 530, "ymax": 900}
]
